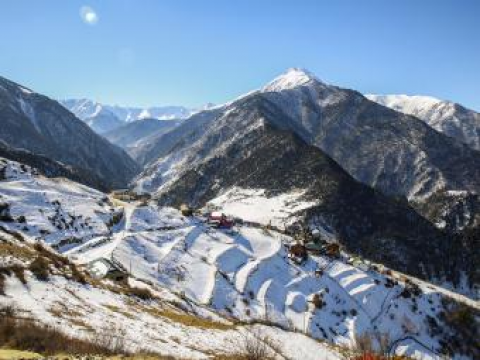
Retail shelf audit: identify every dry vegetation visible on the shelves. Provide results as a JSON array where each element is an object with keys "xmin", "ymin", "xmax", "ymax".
[
  {"xmin": 348, "ymin": 333, "xmax": 411, "ymax": 360},
  {"xmin": 214, "ymin": 328, "xmax": 280, "ymax": 360},
  {"xmin": 138, "ymin": 303, "xmax": 235, "ymax": 331},
  {"xmin": 0, "ymin": 305, "xmax": 126, "ymax": 356}
]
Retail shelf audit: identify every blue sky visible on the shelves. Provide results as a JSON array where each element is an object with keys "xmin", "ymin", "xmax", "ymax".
[{"xmin": 0, "ymin": 0, "xmax": 479, "ymax": 110}]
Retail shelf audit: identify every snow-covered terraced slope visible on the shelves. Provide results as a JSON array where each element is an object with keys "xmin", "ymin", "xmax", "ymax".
[
  {"xmin": 69, "ymin": 207, "xmax": 472, "ymax": 359},
  {"xmin": 1, "ymin": 257, "xmax": 342, "ymax": 360},
  {"xmin": 2, "ymin": 157, "xmax": 478, "ymax": 359}
]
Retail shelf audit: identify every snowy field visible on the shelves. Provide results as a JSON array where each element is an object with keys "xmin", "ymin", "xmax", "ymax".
[
  {"xmin": 1, "ymin": 157, "xmax": 477, "ymax": 359},
  {"xmin": 208, "ymin": 187, "xmax": 318, "ymax": 228}
]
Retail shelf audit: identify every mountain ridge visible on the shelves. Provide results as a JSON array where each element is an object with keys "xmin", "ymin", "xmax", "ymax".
[
  {"xmin": 367, "ymin": 94, "xmax": 480, "ymax": 151},
  {"xmin": 0, "ymin": 75, "xmax": 139, "ymax": 189}
]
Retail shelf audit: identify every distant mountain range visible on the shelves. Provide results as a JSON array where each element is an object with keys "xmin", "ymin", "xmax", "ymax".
[
  {"xmin": 0, "ymin": 76, "xmax": 139, "ymax": 189},
  {"xmin": 60, "ymin": 98, "xmax": 214, "ymax": 134}
]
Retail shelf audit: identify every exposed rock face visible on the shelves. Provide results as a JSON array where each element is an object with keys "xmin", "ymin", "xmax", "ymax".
[{"xmin": 0, "ymin": 76, "xmax": 139, "ymax": 189}]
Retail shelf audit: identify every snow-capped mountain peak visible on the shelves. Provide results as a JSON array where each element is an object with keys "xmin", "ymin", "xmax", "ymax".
[
  {"xmin": 262, "ymin": 68, "xmax": 321, "ymax": 92},
  {"xmin": 366, "ymin": 94, "xmax": 445, "ymax": 114}
]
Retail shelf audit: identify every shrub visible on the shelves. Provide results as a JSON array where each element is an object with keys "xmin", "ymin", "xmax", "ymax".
[
  {"xmin": 0, "ymin": 310, "xmax": 125, "ymax": 356},
  {"xmin": 33, "ymin": 242, "xmax": 69, "ymax": 268},
  {"xmin": 70, "ymin": 263, "xmax": 87, "ymax": 284},
  {"xmin": 0, "ymin": 203, "xmax": 13, "ymax": 222},
  {"xmin": 0, "ymin": 265, "xmax": 26, "ymax": 292},
  {"xmin": 16, "ymin": 215, "xmax": 26, "ymax": 223},
  {"xmin": 352, "ymin": 332, "xmax": 393, "ymax": 360},
  {"xmin": 29, "ymin": 256, "xmax": 50, "ymax": 281},
  {"xmin": 10, "ymin": 265, "xmax": 26, "ymax": 284},
  {"xmin": 107, "ymin": 211, "xmax": 124, "ymax": 228},
  {"xmin": 312, "ymin": 293, "xmax": 324, "ymax": 309},
  {"xmin": 235, "ymin": 329, "xmax": 277, "ymax": 360},
  {"xmin": 0, "ymin": 304, "xmax": 16, "ymax": 317},
  {"xmin": 0, "ymin": 273, "xmax": 5, "ymax": 295}
]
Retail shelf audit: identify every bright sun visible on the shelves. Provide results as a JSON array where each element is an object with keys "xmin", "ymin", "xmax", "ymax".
[{"xmin": 80, "ymin": 6, "xmax": 99, "ymax": 25}]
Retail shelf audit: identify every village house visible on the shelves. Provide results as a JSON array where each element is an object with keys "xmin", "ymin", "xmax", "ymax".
[
  {"xmin": 111, "ymin": 189, "xmax": 151, "ymax": 203},
  {"xmin": 207, "ymin": 211, "xmax": 234, "ymax": 229},
  {"xmin": 180, "ymin": 204, "xmax": 194, "ymax": 217},
  {"xmin": 288, "ymin": 243, "xmax": 308, "ymax": 265},
  {"xmin": 87, "ymin": 258, "xmax": 128, "ymax": 282},
  {"xmin": 305, "ymin": 242, "xmax": 323, "ymax": 255}
]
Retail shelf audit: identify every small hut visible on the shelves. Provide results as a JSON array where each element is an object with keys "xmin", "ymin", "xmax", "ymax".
[
  {"xmin": 288, "ymin": 243, "xmax": 307, "ymax": 264},
  {"xmin": 325, "ymin": 243, "xmax": 340, "ymax": 258},
  {"xmin": 208, "ymin": 212, "xmax": 234, "ymax": 229},
  {"xmin": 180, "ymin": 204, "xmax": 193, "ymax": 217},
  {"xmin": 87, "ymin": 258, "xmax": 127, "ymax": 282}
]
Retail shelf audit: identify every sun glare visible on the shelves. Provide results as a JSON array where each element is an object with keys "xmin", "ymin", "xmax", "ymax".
[{"xmin": 80, "ymin": 6, "xmax": 98, "ymax": 25}]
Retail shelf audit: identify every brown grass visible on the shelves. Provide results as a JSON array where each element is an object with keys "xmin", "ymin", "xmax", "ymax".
[
  {"xmin": 28, "ymin": 256, "xmax": 50, "ymax": 281},
  {"xmin": 214, "ymin": 329, "xmax": 279, "ymax": 360},
  {"xmin": 0, "ymin": 241, "xmax": 35, "ymax": 260},
  {"xmin": 0, "ymin": 309, "xmax": 123, "ymax": 356},
  {"xmin": 0, "ymin": 264, "xmax": 26, "ymax": 294},
  {"xmin": 140, "ymin": 304, "xmax": 235, "ymax": 331},
  {"xmin": 103, "ymin": 304, "xmax": 137, "ymax": 319}
]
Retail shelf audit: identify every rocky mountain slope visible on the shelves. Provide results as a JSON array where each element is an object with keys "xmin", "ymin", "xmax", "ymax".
[
  {"xmin": 133, "ymin": 93, "xmax": 479, "ymax": 291},
  {"xmin": 84, "ymin": 108, "xmax": 124, "ymax": 134},
  {"xmin": 130, "ymin": 108, "xmax": 223, "ymax": 166},
  {"xmin": 0, "ymin": 141, "xmax": 108, "ymax": 191},
  {"xmin": 258, "ymin": 69, "xmax": 480, "ymax": 200},
  {"xmin": 0, "ymin": 76, "xmax": 139, "ymax": 189},
  {"xmin": 1, "ymin": 156, "xmax": 478, "ymax": 359},
  {"xmin": 412, "ymin": 190, "xmax": 480, "ymax": 232},
  {"xmin": 135, "ymin": 69, "xmax": 480, "ymax": 202},
  {"xmin": 366, "ymin": 94, "xmax": 480, "ymax": 151},
  {"xmin": 104, "ymin": 118, "xmax": 182, "ymax": 153}
]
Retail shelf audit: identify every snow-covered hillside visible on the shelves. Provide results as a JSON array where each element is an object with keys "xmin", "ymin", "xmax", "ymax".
[
  {"xmin": 2, "ymin": 157, "xmax": 478, "ymax": 359},
  {"xmin": 69, "ymin": 209, "xmax": 478, "ymax": 359},
  {"xmin": 0, "ymin": 158, "xmax": 121, "ymax": 251},
  {"xmin": 207, "ymin": 187, "xmax": 318, "ymax": 229},
  {"xmin": 367, "ymin": 94, "xmax": 480, "ymax": 151},
  {"xmin": 0, "ymin": 157, "xmax": 347, "ymax": 359}
]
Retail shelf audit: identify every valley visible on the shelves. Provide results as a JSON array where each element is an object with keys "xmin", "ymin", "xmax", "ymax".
[{"xmin": 0, "ymin": 66, "xmax": 478, "ymax": 360}]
